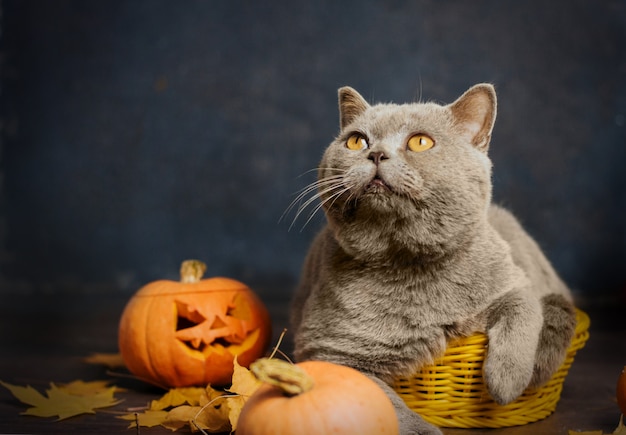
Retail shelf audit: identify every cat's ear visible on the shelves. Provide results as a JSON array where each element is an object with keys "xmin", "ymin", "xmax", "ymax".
[
  {"xmin": 449, "ymin": 84, "xmax": 497, "ymax": 152},
  {"xmin": 338, "ymin": 87, "xmax": 370, "ymax": 130}
]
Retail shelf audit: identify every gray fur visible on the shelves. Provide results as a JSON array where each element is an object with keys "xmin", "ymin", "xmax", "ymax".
[{"xmin": 290, "ymin": 84, "xmax": 576, "ymax": 434}]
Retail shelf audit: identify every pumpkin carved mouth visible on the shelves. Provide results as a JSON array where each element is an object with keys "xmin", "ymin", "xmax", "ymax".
[{"xmin": 174, "ymin": 299, "xmax": 249, "ymax": 353}]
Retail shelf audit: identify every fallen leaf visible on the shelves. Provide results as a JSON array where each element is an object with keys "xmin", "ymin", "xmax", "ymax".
[
  {"xmin": 568, "ymin": 431, "xmax": 604, "ymax": 435},
  {"xmin": 150, "ymin": 386, "xmax": 206, "ymax": 410},
  {"xmin": 225, "ymin": 357, "xmax": 262, "ymax": 431},
  {"xmin": 83, "ymin": 352, "xmax": 126, "ymax": 369},
  {"xmin": 162, "ymin": 405, "xmax": 199, "ymax": 431},
  {"xmin": 125, "ymin": 385, "xmax": 231, "ymax": 432},
  {"xmin": 161, "ymin": 404, "xmax": 231, "ymax": 433},
  {"xmin": 119, "ymin": 409, "xmax": 169, "ymax": 429},
  {"xmin": 1, "ymin": 380, "xmax": 121, "ymax": 420},
  {"xmin": 59, "ymin": 380, "xmax": 125, "ymax": 395},
  {"xmin": 194, "ymin": 389, "xmax": 231, "ymax": 433}
]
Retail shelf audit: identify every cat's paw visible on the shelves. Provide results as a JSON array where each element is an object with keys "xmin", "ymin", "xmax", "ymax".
[
  {"xmin": 483, "ymin": 352, "xmax": 534, "ymax": 405},
  {"xmin": 528, "ymin": 295, "xmax": 577, "ymax": 388},
  {"xmin": 528, "ymin": 346, "xmax": 566, "ymax": 388}
]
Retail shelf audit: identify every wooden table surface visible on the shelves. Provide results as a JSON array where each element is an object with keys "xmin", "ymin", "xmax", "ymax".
[{"xmin": 0, "ymin": 293, "xmax": 624, "ymax": 434}]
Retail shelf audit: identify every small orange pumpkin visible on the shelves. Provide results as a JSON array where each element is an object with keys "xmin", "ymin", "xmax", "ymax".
[
  {"xmin": 118, "ymin": 260, "xmax": 272, "ymax": 387},
  {"xmin": 237, "ymin": 358, "xmax": 399, "ymax": 434}
]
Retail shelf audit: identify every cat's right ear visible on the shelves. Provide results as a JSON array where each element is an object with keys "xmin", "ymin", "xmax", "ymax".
[
  {"xmin": 449, "ymin": 84, "xmax": 497, "ymax": 152},
  {"xmin": 338, "ymin": 87, "xmax": 370, "ymax": 130}
]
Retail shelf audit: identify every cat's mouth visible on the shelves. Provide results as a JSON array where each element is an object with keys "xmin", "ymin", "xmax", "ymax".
[{"xmin": 365, "ymin": 174, "xmax": 392, "ymax": 193}]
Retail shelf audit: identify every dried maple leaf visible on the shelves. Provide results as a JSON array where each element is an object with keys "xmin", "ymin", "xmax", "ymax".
[
  {"xmin": 0, "ymin": 380, "xmax": 121, "ymax": 420},
  {"xmin": 162, "ymin": 405, "xmax": 199, "ymax": 431},
  {"xmin": 59, "ymin": 380, "xmax": 125, "ymax": 395},
  {"xmin": 163, "ymin": 404, "xmax": 229, "ymax": 432},
  {"xmin": 225, "ymin": 357, "xmax": 262, "ymax": 431},
  {"xmin": 194, "ymin": 388, "xmax": 231, "ymax": 433},
  {"xmin": 124, "ymin": 385, "xmax": 231, "ymax": 432},
  {"xmin": 119, "ymin": 409, "xmax": 169, "ymax": 428},
  {"xmin": 149, "ymin": 386, "xmax": 206, "ymax": 410},
  {"xmin": 83, "ymin": 352, "xmax": 126, "ymax": 369}
]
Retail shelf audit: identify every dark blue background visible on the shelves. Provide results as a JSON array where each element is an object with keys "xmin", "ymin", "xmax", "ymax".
[{"xmin": 1, "ymin": 0, "xmax": 625, "ymax": 307}]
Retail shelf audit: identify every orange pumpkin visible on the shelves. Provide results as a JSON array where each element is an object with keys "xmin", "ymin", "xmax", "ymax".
[
  {"xmin": 237, "ymin": 359, "xmax": 399, "ymax": 434},
  {"xmin": 118, "ymin": 260, "xmax": 272, "ymax": 387}
]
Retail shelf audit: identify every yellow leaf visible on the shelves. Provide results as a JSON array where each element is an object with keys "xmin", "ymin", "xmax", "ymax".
[
  {"xmin": 164, "ymin": 404, "xmax": 230, "ymax": 432},
  {"xmin": 225, "ymin": 357, "xmax": 262, "ymax": 431},
  {"xmin": 59, "ymin": 380, "xmax": 125, "ymax": 395},
  {"xmin": 1, "ymin": 380, "xmax": 121, "ymax": 420},
  {"xmin": 194, "ymin": 391, "xmax": 231, "ymax": 433},
  {"xmin": 118, "ymin": 410, "xmax": 169, "ymax": 428},
  {"xmin": 83, "ymin": 352, "xmax": 126, "ymax": 369},
  {"xmin": 129, "ymin": 386, "xmax": 231, "ymax": 432},
  {"xmin": 162, "ymin": 405, "xmax": 199, "ymax": 431},
  {"xmin": 150, "ymin": 386, "xmax": 207, "ymax": 410},
  {"xmin": 200, "ymin": 385, "xmax": 227, "ymax": 407}
]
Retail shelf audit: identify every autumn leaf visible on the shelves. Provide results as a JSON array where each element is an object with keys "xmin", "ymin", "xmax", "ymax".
[
  {"xmin": 149, "ymin": 386, "xmax": 206, "ymax": 410},
  {"xmin": 119, "ymin": 410, "xmax": 169, "ymax": 429},
  {"xmin": 163, "ymin": 404, "xmax": 230, "ymax": 432},
  {"xmin": 225, "ymin": 357, "xmax": 262, "ymax": 431},
  {"xmin": 194, "ymin": 388, "xmax": 231, "ymax": 433},
  {"xmin": 59, "ymin": 380, "xmax": 125, "ymax": 395},
  {"xmin": 161, "ymin": 405, "xmax": 199, "ymax": 431},
  {"xmin": 0, "ymin": 380, "xmax": 121, "ymax": 420},
  {"xmin": 121, "ymin": 385, "xmax": 231, "ymax": 433},
  {"xmin": 83, "ymin": 352, "xmax": 126, "ymax": 369}
]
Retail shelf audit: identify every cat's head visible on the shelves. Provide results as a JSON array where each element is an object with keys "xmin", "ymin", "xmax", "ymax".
[{"xmin": 319, "ymin": 84, "xmax": 497, "ymax": 262}]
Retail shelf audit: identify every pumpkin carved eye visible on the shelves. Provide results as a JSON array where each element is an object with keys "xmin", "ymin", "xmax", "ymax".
[
  {"xmin": 346, "ymin": 134, "xmax": 369, "ymax": 151},
  {"xmin": 407, "ymin": 134, "xmax": 435, "ymax": 152}
]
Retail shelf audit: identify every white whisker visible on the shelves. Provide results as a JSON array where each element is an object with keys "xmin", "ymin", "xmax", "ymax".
[
  {"xmin": 299, "ymin": 185, "xmax": 353, "ymax": 231},
  {"xmin": 295, "ymin": 167, "xmax": 347, "ymax": 178},
  {"xmin": 280, "ymin": 175, "xmax": 344, "ymax": 224},
  {"xmin": 289, "ymin": 182, "xmax": 346, "ymax": 231},
  {"xmin": 281, "ymin": 167, "xmax": 354, "ymax": 231}
]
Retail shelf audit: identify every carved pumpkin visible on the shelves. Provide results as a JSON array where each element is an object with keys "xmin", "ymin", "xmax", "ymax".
[{"xmin": 118, "ymin": 260, "xmax": 272, "ymax": 387}]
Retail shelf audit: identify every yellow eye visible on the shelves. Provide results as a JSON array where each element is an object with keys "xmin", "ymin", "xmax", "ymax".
[
  {"xmin": 345, "ymin": 134, "xmax": 368, "ymax": 151},
  {"xmin": 407, "ymin": 134, "xmax": 435, "ymax": 152}
]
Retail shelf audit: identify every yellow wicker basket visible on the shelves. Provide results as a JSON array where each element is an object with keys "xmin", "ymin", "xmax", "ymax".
[{"xmin": 393, "ymin": 309, "xmax": 590, "ymax": 428}]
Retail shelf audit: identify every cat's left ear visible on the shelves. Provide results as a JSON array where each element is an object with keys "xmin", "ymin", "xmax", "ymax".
[{"xmin": 449, "ymin": 84, "xmax": 497, "ymax": 152}]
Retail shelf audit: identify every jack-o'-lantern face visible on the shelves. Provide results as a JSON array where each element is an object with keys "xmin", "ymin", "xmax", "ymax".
[{"xmin": 118, "ymin": 260, "xmax": 272, "ymax": 387}]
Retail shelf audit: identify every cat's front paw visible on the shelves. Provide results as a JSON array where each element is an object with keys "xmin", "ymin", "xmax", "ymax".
[
  {"xmin": 528, "ymin": 294, "xmax": 577, "ymax": 389},
  {"xmin": 483, "ymin": 352, "xmax": 534, "ymax": 405}
]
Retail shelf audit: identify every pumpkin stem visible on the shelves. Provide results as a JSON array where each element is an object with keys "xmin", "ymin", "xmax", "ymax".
[
  {"xmin": 180, "ymin": 260, "xmax": 207, "ymax": 283},
  {"xmin": 250, "ymin": 358, "xmax": 314, "ymax": 396}
]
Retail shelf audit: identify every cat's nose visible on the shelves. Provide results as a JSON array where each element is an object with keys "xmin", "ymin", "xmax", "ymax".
[{"xmin": 368, "ymin": 151, "xmax": 388, "ymax": 165}]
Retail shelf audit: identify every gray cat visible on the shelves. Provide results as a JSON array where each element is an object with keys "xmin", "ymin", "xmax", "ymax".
[{"xmin": 289, "ymin": 84, "xmax": 577, "ymax": 434}]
